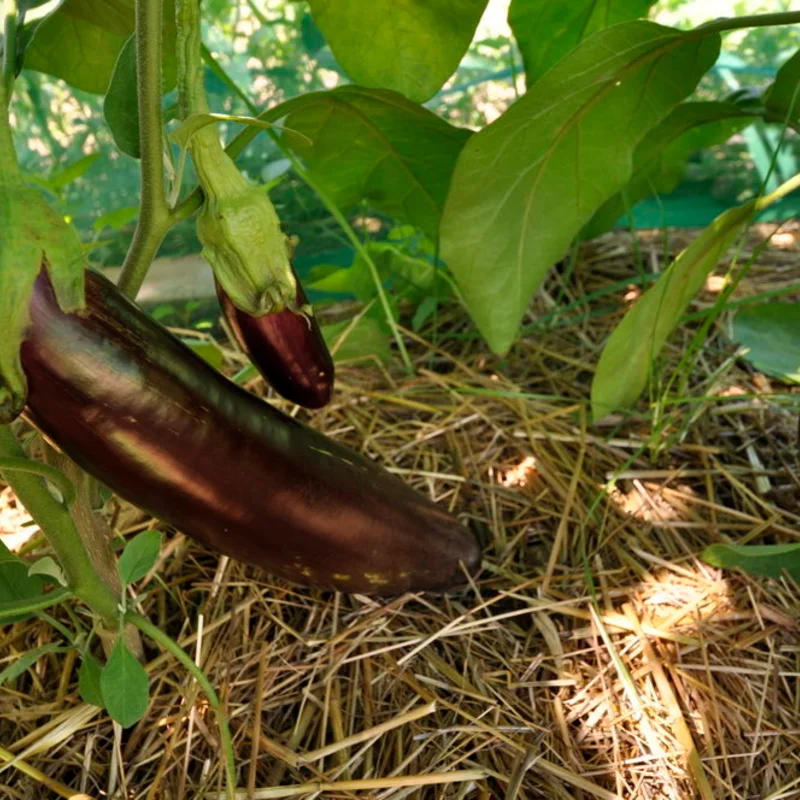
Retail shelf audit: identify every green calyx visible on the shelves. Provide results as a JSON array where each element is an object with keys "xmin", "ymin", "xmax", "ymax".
[
  {"xmin": 0, "ymin": 82, "xmax": 84, "ymax": 422},
  {"xmin": 192, "ymin": 128, "xmax": 297, "ymax": 315}
]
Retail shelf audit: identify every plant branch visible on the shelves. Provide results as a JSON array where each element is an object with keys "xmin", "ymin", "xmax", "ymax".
[
  {"xmin": 0, "ymin": 455, "xmax": 76, "ymax": 506},
  {"xmin": 118, "ymin": 0, "xmax": 173, "ymax": 299},
  {"xmin": 692, "ymin": 10, "xmax": 800, "ymax": 38},
  {"xmin": 126, "ymin": 611, "xmax": 237, "ymax": 799},
  {"xmin": 2, "ymin": 0, "xmax": 18, "ymax": 94},
  {"xmin": 0, "ymin": 426, "xmax": 119, "ymax": 624}
]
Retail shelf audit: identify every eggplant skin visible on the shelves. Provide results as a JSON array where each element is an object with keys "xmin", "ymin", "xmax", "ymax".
[
  {"xmin": 217, "ymin": 275, "xmax": 334, "ymax": 409},
  {"xmin": 20, "ymin": 270, "xmax": 480, "ymax": 595}
]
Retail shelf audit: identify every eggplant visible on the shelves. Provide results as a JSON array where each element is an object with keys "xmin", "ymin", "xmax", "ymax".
[
  {"xmin": 20, "ymin": 269, "xmax": 480, "ymax": 594},
  {"xmin": 217, "ymin": 274, "xmax": 334, "ymax": 409}
]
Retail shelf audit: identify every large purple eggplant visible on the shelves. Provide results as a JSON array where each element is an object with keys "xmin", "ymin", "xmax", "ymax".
[
  {"xmin": 216, "ymin": 273, "xmax": 334, "ymax": 409},
  {"xmin": 20, "ymin": 270, "xmax": 479, "ymax": 594}
]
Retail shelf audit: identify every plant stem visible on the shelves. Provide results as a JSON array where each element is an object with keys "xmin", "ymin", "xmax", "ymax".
[
  {"xmin": 0, "ymin": 456, "xmax": 76, "ymax": 506},
  {"xmin": 2, "ymin": 0, "xmax": 18, "ymax": 94},
  {"xmin": 126, "ymin": 611, "xmax": 237, "ymax": 799},
  {"xmin": 0, "ymin": 427, "xmax": 120, "ymax": 623},
  {"xmin": 118, "ymin": 0, "xmax": 173, "ymax": 299},
  {"xmin": 692, "ymin": 10, "xmax": 800, "ymax": 38},
  {"xmin": 0, "ymin": 588, "xmax": 73, "ymax": 622}
]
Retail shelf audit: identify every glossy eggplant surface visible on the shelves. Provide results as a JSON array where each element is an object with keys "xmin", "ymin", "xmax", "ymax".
[
  {"xmin": 217, "ymin": 274, "xmax": 334, "ymax": 409},
  {"xmin": 21, "ymin": 270, "xmax": 479, "ymax": 594}
]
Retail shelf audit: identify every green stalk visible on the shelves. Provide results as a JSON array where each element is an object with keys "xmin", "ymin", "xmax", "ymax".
[
  {"xmin": 2, "ymin": 0, "xmax": 18, "ymax": 94},
  {"xmin": 0, "ymin": 456, "xmax": 76, "ymax": 506},
  {"xmin": 118, "ymin": 0, "xmax": 174, "ymax": 299},
  {"xmin": 126, "ymin": 612, "xmax": 237, "ymax": 799},
  {"xmin": 0, "ymin": 427, "xmax": 119, "ymax": 623}
]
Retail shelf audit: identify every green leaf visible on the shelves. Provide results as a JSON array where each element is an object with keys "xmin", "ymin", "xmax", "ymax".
[
  {"xmin": 183, "ymin": 339, "xmax": 224, "ymax": 370},
  {"xmin": 283, "ymin": 87, "xmax": 470, "ymax": 240},
  {"xmin": 23, "ymin": 0, "xmax": 177, "ymax": 95},
  {"xmin": 118, "ymin": 530, "xmax": 162, "ymax": 586},
  {"xmin": 764, "ymin": 48, "xmax": 800, "ymax": 128},
  {"xmin": 412, "ymin": 295, "xmax": 440, "ymax": 332},
  {"xmin": 731, "ymin": 302, "xmax": 800, "ymax": 384},
  {"xmin": 591, "ymin": 199, "xmax": 757, "ymax": 421},
  {"xmin": 703, "ymin": 542, "xmax": 800, "ymax": 580},
  {"xmin": 509, "ymin": 0, "xmax": 655, "ymax": 88},
  {"xmin": 0, "ymin": 536, "xmax": 47, "ymax": 622},
  {"xmin": 44, "ymin": 153, "xmax": 102, "ymax": 193},
  {"xmin": 28, "ymin": 556, "xmax": 67, "ymax": 587},
  {"xmin": 92, "ymin": 206, "xmax": 138, "ymax": 232},
  {"xmin": 78, "ymin": 654, "xmax": 105, "ymax": 707},
  {"xmin": 440, "ymin": 22, "xmax": 720, "ymax": 354},
  {"xmin": 322, "ymin": 316, "xmax": 391, "ymax": 364},
  {"xmin": 0, "ymin": 643, "xmax": 67, "ymax": 687},
  {"xmin": 583, "ymin": 102, "xmax": 756, "ymax": 238},
  {"xmin": 105, "ymin": 35, "xmax": 179, "ymax": 158},
  {"xmin": 0, "ymin": 178, "xmax": 85, "ymax": 422},
  {"xmin": 307, "ymin": 0, "xmax": 488, "ymax": 102},
  {"xmin": 100, "ymin": 637, "xmax": 149, "ymax": 728}
]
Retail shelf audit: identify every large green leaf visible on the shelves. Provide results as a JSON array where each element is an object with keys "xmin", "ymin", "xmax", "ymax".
[
  {"xmin": 703, "ymin": 542, "xmax": 800, "ymax": 580},
  {"xmin": 583, "ymin": 102, "xmax": 756, "ymax": 239},
  {"xmin": 306, "ymin": 0, "xmax": 488, "ymax": 102},
  {"xmin": 731, "ymin": 302, "xmax": 800, "ymax": 384},
  {"xmin": 104, "ymin": 34, "xmax": 178, "ymax": 158},
  {"xmin": 283, "ymin": 87, "xmax": 470, "ymax": 240},
  {"xmin": 23, "ymin": 0, "xmax": 176, "ymax": 95},
  {"xmin": 440, "ymin": 22, "xmax": 720, "ymax": 354},
  {"xmin": 509, "ymin": 0, "xmax": 655, "ymax": 87},
  {"xmin": 591, "ymin": 199, "xmax": 756, "ymax": 420},
  {"xmin": 764, "ymin": 48, "xmax": 800, "ymax": 129}
]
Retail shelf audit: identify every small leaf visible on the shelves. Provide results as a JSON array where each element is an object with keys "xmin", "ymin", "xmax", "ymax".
[
  {"xmin": 307, "ymin": 0, "xmax": 488, "ymax": 102},
  {"xmin": 79, "ymin": 654, "xmax": 105, "ymax": 707},
  {"xmin": 0, "ymin": 643, "xmax": 66, "ymax": 687},
  {"xmin": 45, "ymin": 153, "xmax": 102, "ymax": 192},
  {"xmin": 590, "ymin": 199, "xmax": 757, "ymax": 420},
  {"xmin": 28, "ymin": 556, "xmax": 68, "ymax": 587},
  {"xmin": 0, "ymin": 539, "xmax": 47, "ymax": 621},
  {"xmin": 92, "ymin": 206, "xmax": 138, "ymax": 232},
  {"xmin": 322, "ymin": 316, "xmax": 391, "ymax": 364},
  {"xmin": 100, "ymin": 638, "xmax": 149, "ymax": 728},
  {"xmin": 183, "ymin": 339, "xmax": 224, "ymax": 370},
  {"xmin": 703, "ymin": 542, "xmax": 800, "ymax": 580},
  {"xmin": 118, "ymin": 530, "xmax": 162, "ymax": 586},
  {"xmin": 731, "ymin": 302, "xmax": 800, "ymax": 384},
  {"xmin": 412, "ymin": 296, "xmax": 440, "ymax": 332}
]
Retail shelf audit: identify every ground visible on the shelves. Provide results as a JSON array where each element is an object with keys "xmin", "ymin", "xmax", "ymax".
[{"xmin": 1, "ymin": 223, "xmax": 799, "ymax": 799}]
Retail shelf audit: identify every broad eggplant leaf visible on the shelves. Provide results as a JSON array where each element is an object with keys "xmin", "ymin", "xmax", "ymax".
[
  {"xmin": 306, "ymin": 0, "xmax": 488, "ymax": 102},
  {"xmin": 731, "ymin": 302, "xmax": 800, "ymax": 384},
  {"xmin": 591, "ymin": 199, "xmax": 757, "ymax": 420},
  {"xmin": 764, "ymin": 48, "xmax": 800, "ymax": 129},
  {"xmin": 24, "ymin": 0, "xmax": 176, "ymax": 95},
  {"xmin": 440, "ymin": 22, "xmax": 720, "ymax": 354},
  {"xmin": 583, "ymin": 102, "xmax": 756, "ymax": 239},
  {"xmin": 283, "ymin": 87, "xmax": 471, "ymax": 241},
  {"xmin": 509, "ymin": 0, "xmax": 655, "ymax": 87},
  {"xmin": 100, "ymin": 637, "xmax": 149, "ymax": 728},
  {"xmin": 703, "ymin": 542, "xmax": 800, "ymax": 581},
  {"xmin": 104, "ymin": 34, "xmax": 178, "ymax": 158},
  {"xmin": 0, "ymin": 158, "xmax": 84, "ymax": 421}
]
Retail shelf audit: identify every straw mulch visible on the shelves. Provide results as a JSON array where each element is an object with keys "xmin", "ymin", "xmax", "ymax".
[{"xmin": 1, "ymin": 223, "xmax": 799, "ymax": 800}]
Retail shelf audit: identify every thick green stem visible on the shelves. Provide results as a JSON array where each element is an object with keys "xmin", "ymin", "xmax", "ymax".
[
  {"xmin": 126, "ymin": 612, "xmax": 237, "ymax": 799},
  {"xmin": 0, "ymin": 427, "xmax": 119, "ymax": 624},
  {"xmin": 118, "ymin": 0, "xmax": 173, "ymax": 299},
  {"xmin": 691, "ymin": 10, "xmax": 800, "ymax": 38},
  {"xmin": 0, "ymin": 456, "xmax": 76, "ymax": 506},
  {"xmin": 2, "ymin": 0, "xmax": 18, "ymax": 94}
]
